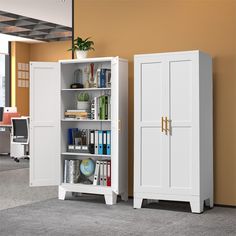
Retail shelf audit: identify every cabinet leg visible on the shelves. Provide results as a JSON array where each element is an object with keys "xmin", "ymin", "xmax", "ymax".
[
  {"xmin": 190, "ymin": 199, "xmax": 204, "ymax": 213},
  {"xmin": 58, "ymin": 186, "xmax": 71, "ymax": 200},
  {"xmin": 134, "ymin": 197, "xmax": 143, "ymax": 209},
  {"xmin": 120, "ymin": 192, "xmax": 128, "ymax": 202},
  {"xmin": 205, "ymin": 197, "xmax": 214, "ymax": 208},
  {"xmin": 104, "ymin": 192, "xmax": 117, "ymax": 205}
]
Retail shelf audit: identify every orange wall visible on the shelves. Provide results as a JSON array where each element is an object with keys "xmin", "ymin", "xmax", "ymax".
[
  {"xmin": 74, "ymin": 0, "xmax": 236, "ymax": 205},
  {"xmin": 30, "ymin": 41, "xmax": 72, "ymax": 62},
  {"xmin": 11, "ymin": 40, "xmax": 72, "ymax": 115},
  {"xmin": 11, "ymin": 42, "xmax": 30, "ymax": 116}
]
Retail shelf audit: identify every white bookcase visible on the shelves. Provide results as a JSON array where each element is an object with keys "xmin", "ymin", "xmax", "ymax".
[{"xmin": 30, "ymin": 57, "xmax": 128, "ymax": 205}]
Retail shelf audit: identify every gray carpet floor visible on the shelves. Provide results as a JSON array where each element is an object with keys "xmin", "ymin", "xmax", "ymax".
[
  {"xmin": 0, "ymin": 167, "xmax": 57, "ymax": 210},
  {"xmin": 0, "ymin": 157, "xmax": 235, "ymax": 236},
  {"xmin": 0, "ymin": 197, "xmax": 235, "ymax": 236},
  {"xmin": 0, "ymin": 155, "xmax": 29, "ymax": 172}
]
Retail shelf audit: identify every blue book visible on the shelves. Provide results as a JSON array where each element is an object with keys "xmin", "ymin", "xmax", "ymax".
[
  {"xmin": 98, "ymin": 130, "xmax": 103, "ymax": 154},
  {"xmin": 100, "ymin": 69, "xmax": 106, "ymax": 88},
  {"xmin": 106, "ymin": 130, "xmax": 111, "ymax": 155},
  {"xmin": 68, "ymin": 128, "xmax": 74, "ymax": 145}
]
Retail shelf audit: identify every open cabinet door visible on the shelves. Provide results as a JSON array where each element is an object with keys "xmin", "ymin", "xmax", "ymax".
[{"xmin": 30, "ymin": 62, "xmax": 60, "ymax": 186}]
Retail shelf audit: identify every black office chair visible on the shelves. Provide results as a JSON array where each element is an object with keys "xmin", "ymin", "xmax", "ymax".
[
  {"xmin": 0, "ymin": 107, "xmax": 3, "ymax": 122},
  {"xmin": 11, "ymin": 117, "xmax": 29, "ymax": 162}
]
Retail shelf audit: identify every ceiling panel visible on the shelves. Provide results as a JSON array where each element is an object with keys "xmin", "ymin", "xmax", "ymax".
[{"xmin": 0, "ymin": 10, "xmax": 72, "ymax": 42}]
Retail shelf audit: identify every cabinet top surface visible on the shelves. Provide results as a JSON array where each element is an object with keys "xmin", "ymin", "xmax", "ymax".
[
  {"xmin": 134, "ymin": 50, "xmax": 211, "ymax": 58},
  {"xmin": 59, "ymin": 56, "xmax": 128, "ymax": 64}
]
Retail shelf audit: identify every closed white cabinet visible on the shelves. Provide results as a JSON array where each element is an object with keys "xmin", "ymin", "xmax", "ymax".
[{"xmin": 134, "ymin": 51, "xmax": 213, "ymax": 213}]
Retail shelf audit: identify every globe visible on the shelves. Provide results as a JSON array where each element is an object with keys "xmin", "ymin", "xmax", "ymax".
[{"xmin": 80, "ymin": 159, "xmax": 95, "ymax": 177}]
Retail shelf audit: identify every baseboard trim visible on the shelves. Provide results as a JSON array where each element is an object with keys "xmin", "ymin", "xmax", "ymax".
[{"xmin": 215, "ymin": 204, "xmax": 236, "ymax": 208}]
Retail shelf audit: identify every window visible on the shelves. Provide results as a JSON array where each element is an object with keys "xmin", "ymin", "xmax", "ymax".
[
  {"xmin": 0, "ymin": 54, "xmax": 6, "ymax": 106},
  {"xmin": 0, "ymin": 46, "xmax": 10, "ymax": 107}
]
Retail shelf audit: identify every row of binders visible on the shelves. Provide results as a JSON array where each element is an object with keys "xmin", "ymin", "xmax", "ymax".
[
  {"xmin": 91, "ymin": 95, "xmax": 111, "ymax": 120},
  {"xmin": 89, "ymin": 130, "xmax": 111, "ymax": 155},
  {"xmin": 93, "ymin": 160, "xmax": 111, "ymax": 186}
]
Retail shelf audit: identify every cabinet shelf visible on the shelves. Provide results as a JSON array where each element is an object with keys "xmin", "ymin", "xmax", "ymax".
[
  {"xmin": 61, "ymin": 183, "xmax": 112, "ymax": 195},
  {"xmin": 61, "ymin": 152, "xmax": 111, "ymax": 158},
  {"xmin": 61, "ymin": 88, "xmax": 111, "ymax": 91}
]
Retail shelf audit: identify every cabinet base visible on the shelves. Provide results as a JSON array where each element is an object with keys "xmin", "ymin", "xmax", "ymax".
[
  {"xmin": 58, "ymin": 185, "xmax": 127, "ymax": 205},
  {"xmin": 134, "ymin": 194, "xmax": 213, "ymax": 213}
]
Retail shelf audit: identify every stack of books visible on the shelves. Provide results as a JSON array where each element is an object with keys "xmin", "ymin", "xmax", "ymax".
[
  {"xmin": 93, "ymin": 160, "xmax": 111, "ymax": 186},
  {"xmin": 91, "ymin": 95, "xmax": 111, "ymax": 120},
  {"xmin": 64, "ymin": 110, "xmax": 90, "ymax": 120}
]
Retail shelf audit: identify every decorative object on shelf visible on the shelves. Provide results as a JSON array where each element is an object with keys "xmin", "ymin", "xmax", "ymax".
[
  {"xmin": 77, "ymin": 92, "xmax": 90, "ymax": 111},
  {"xmin": 89, "ymin": 63, "xmax": 96, "ymax": 87},
  {"xmin": 84, "ymin": 65, "xmax": 90, "ymax": 88},
  {"xmin": 70, "ymin": 68, "xmax": 84, "ymax": 89},
  {"xmin": 79, "ymin": 158, "xmax": 95, "ymax": 184},
  {"xmin": 68, "ymin": 36, "xmax": 95, "ymax": 59}
]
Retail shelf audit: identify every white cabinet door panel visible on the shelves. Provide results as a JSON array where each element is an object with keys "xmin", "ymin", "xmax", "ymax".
[
  {"xmin": 30, "ymin": 62, "xmax": 60, "ymax": 186},
  {"xmin": 169, "ymin": 128, "xmax": 192, "ymax": 191},
  {"xmin": 141, "ymin": 62, "xmax": 163, "ymax": 122},
  {"xmin": 140, "ymin": 127, "xmax": 162, "ymax": 188},
  {"xmin": 169, "ymin": 60, "xmax": 192, "ymax": 122}
]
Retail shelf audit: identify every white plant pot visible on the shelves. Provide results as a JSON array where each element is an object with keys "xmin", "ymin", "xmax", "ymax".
[
  {"xmin": 77, "ymin": 101, "xmax": 90, "ymax": 111},
  {"xmin": 75, "ymin": 50, "xmax": 88, "ymax": 59}
]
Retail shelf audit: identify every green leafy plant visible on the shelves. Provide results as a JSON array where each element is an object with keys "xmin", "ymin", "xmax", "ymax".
[
  {"xmin": 77, "ymin": 92, "xmax": 90, "ymax": 101},
  {"xmin": 68, "ymin": 37, "xmax": 95, "ymax": 52}
]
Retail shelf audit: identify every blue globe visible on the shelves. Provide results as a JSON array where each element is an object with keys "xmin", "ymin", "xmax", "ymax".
[{"xmin": 80, "ymin": 159, "xmax": 95, "ymax": 177}]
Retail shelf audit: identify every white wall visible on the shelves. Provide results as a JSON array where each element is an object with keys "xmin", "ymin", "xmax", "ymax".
[
  {"xmin": 0, "ymin": 39, "xmax": 8, "ymax": 54},
  {"xmin": 0, "ymin": 0, "xmax": 72, "ymax": 27}
]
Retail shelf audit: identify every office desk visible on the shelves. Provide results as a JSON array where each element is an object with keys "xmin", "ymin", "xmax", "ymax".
[{"xmin": 0, "ymin": 124, "xmax": 11, "ymax": 154}]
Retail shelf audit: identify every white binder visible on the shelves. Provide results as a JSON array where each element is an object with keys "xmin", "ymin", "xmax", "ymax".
[
  {"xmin": 93, "ymin": 160, "xmax": 100, "ymax": 185},
  {"xmin": 103, "ymin": 161, "xmax": 107, "ymax": 186},
  {"xmin": 99, "ymin": 161, "xmax": 104, "ymax": 186},
  {"xmin": 95, "ymin": 130, "xmax": 99, "ymax": 154}
]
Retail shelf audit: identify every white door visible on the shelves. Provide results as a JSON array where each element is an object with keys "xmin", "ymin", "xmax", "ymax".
[
  {"xmin": 134, "ymin": 56, "xmax": 169, "ymax": 193},
  {"xmin": 166, "ymin": 53, "xmax": 199, "ymax": 195},
  {"xmin": 30, "ymin": 62, "xmax": 60, "ymax": 186}
]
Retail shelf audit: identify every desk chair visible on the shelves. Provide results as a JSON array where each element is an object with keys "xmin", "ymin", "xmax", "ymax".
[
  {"xmin": 0, "ymin": 107, "xmax": 3, "ymax": 122},
  {"xmin": 11, "ymin": 117, "xmax": 29, "ymax": 162},
  {"xmin": 0, "ymin": 107, "xmax": 11, "ymax": 154}
]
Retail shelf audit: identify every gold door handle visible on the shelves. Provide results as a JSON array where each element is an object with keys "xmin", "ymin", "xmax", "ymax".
[
  {"xmin": 161, "ymin": 117, "xmax": 164, "ymax": 133},
  {"xmin": 165, "ymin": 117, "xmax": 171, "ymax": 135},
  {"xmin": 164, "ymin": 117, "xmax": 168, "ymax": 135}
]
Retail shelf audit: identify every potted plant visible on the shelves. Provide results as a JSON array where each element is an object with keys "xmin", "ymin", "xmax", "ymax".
[
  {"xmin": 68, "ymin": 37, "xmax": 95, "ymax": 59},
  {"xmin": 77, "ymin": 92, "xmax": 90, "ymax": 111}
]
